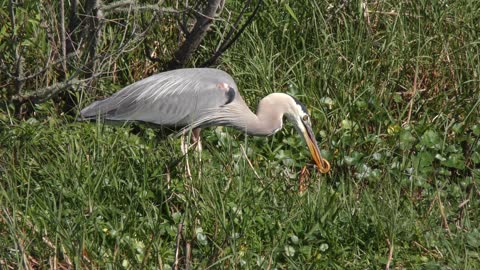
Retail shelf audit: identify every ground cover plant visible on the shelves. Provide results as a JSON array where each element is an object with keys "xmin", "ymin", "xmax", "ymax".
[{"xmin": 1, "ymin": 0, "xmax": 479, "ymax": 269}]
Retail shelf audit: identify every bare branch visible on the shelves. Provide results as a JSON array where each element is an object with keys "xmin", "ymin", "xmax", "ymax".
[
  {"xmin": 66, "ymin": 0, "xmax": 80, "ymax": 55},
  {"xmin": 8, "ymin": 0, "xmax": 15, "ymax": 29},
  {"xmin": 225, "ymin": 0, "xmax": 254, "ymax": 42},
  {"xmin": 12, "ymin": 77, "xmax": 85, "ymax": 103},
  {"xmin": 8, "ymin": 0, "xmax": 25, "ymax": 96},
  {"xmin": 60, "ymin": 0, "xmax": 67, "ymax": 74},
  {"xmin": 173, "ymin": 222, "xmax": 183, "ymax": 270},
  {"xmin": 101, "ymin": 0, "xmax": 179, "ymax": 15},
  {"xmin": 180, "ymin": 1, "xmax": 203, "ymax": 38},
  {"xmin": 385, "ymin": 238, "xmax": 394, "ymax": 270},
  {"xmin": 201, "ymin": 0, "xmax": 262, "ymax": 67},
  {"xmin": 77, "ymin": 0, "xmax": 104, "ymax": 85},
  {"xmin": 185, "ymin": 241, "xmax": 192, "ymax": 270},
  {"xmin": 177, "ymin": 14, "xmax": 191, "ymax": 37},
  {"xmin": 0, "ymin": 50, "xmax": 54, "ymax": 82},
  {"xmin": 167, "ymin": 0, "xmax": 223, "ymax": 69},
  {"xmin": 0, "ymin": 56, "xmax": 15, "ymax": 78}
]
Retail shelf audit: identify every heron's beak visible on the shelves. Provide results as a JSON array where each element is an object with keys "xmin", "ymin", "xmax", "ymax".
[{"xmin": 302, "ymin": 123, "xmax": 330, "ymax": 173}]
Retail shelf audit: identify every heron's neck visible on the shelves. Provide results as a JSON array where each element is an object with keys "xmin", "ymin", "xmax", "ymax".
[{"xmin": 241, "ymin": 93, "xmax": 292, "ymax": 136}]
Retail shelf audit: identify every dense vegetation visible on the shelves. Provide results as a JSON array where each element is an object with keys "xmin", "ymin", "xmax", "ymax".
[{"xmin": 1, "ymin": 0, "xmax": 479, "ymax": 269}]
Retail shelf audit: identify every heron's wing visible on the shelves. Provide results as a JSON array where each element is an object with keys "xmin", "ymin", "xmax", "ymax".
[{"xmin": 80, "ymin": 68, "xmax": 239, "ymax": 128}]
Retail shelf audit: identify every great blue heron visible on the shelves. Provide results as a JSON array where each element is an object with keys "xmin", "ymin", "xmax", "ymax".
[{"xmin": 80, "ymin": 68, "xmax": 330, "ymax": 173}]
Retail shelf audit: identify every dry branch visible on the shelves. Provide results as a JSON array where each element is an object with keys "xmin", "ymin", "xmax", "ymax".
[
  {"xmin": 185, "ymin": 241, "xmax": 192, "ymax": 270},
  {"xmin": 168, "ymin": 0, "xmax": 223, "ymax": 69},
  {"xmin": 0, "ymin": 50, "xmax": 53, "ymax": 82},
  {"xmin": 66, "ymin": 0, "xmax": 80, "ymax": 55},
  {"xmin": 82, "ymin": 0, "xmax": 104, "ymax": 78},
  {"xmin": 201, "ymin": 0, "xmax": 262, "ymax": 67},
  {"xmin": 8, "ymin": 0, "xmax": 24, "ymax": 96},
  {"xmin": 173, "ymin": 222, "xmax": 184, "ymax": 270},
  {"xmin": 437, "ymin": 193, "xmax": 452, "ymax": 237},
  {"xmin": 101, "ymin": 0, "xmax": 179, "ymax": 15},
  {"xmin": 240, "ymin": 144, "xmax": 261, "ymax": 179},
  {"xmin": 12, "ymin": 78, "xmax": 85, "ymax": 103},
  {"xmin": 60, "ymin": 0, "xmax": 67, "ymax": 74},
  {"xmin": 385, "ymin": 238, "xmax": 394, "ymax": 270}
]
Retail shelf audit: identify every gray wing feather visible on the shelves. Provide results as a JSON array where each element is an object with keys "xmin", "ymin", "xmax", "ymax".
[{"xmin": 80, "ymin": 68, "xmax": 238, "ymax": 128}]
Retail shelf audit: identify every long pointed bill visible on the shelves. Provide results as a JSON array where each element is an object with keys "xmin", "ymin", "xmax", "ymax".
[{"xmin": 302, "ymin": 123, "xmax": 330, "ymax": 173}]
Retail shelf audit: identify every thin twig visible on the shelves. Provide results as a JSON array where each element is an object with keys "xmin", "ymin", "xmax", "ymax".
[
  {"xmin": 168, "ymin": 0, "xmax": 223, "ymax": 69},
  {"xmin": 60, "ymin": 0, "xmax": 67, "ymax": 74},
  {"xmin": 385, "ymin": 238, "xmax": 394, "ymax": 270},
  {"xmin": 266, "ymin": 253, "xmax": 273, "ymax": 270},
  {"xmin": 240, "ymin": 144, "xmax": 261, "ymax": 179},
  {"xmin": 8, "ymin": 0, "xmax": 25, "ymax": 95},
  {"xmin": 406, "ymin": 66, "xmax": 418, "ymax": 124},
  {"xmin": 437, "ymin": 193, "xmax": 452, "ymax": 237},
  {"xmin": 11, "ymin": 78, "xmax": 85, "ymax": 103},
  {"xmin": 0, "ymin": 48, "xmax": 53, "ymax": 86},
  {"xmin": 458, "ymin": 199, "xmax": 470, "ymax": 209},
  {"xmin": 185, "ymin": 241, "xmax": 192, "ymax": 270},
  {"xmin": 220, "ymin": 0, "xmax": 253, "ymax": 44},
  {"xmin": 102, "ymin": 0, "xmax": 179, "ymax": 15},
  {"xmin": 173, "ymin": 222, "xmax": 184, "ymax": 270},
  {"xmin": 366, "ymin": 9, "xmax": 423, "ymax": 19},
  {"xmin": 412, "ymin": 240, "xmax": 443, "ymax": 259},
  {"xmin": 425, "ymin": 195, "xmax": 437, "ymax": 218},
  {"xmin": 201, "ymin": 0, "xmax": 263, "ymax": 67},
  {"xmin": 362, "ymin": 2, "xmax": 371, "ymax": 31}
]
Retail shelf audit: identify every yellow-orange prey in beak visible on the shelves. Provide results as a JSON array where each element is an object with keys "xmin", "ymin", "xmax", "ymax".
[{"xmin": 303, "ymin": 123, "xmax": 330, "ymax": 173}]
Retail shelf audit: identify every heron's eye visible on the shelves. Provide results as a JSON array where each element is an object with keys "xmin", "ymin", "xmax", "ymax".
[{"xmin": 302, "ymin": 115, "xmax": 309, "ymax": 121}]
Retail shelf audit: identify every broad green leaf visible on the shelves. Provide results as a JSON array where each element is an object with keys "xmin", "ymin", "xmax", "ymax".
[
  {"xmin": 452, "ymin": 122, "xmax": 464, "ymax": 133},
  {"xmin": 393, "ymin": 92, "xmax": 403, "ymax": 103},
  {"xmin": 466, "ymin": 229, "xmax": 480, "ymax": 248},
  {"xmin": 399, "ymin": 130, "xmax": 416, "ymax": 150},
  {"xmin": 420, "ymin": 130, "xmax": 442, "ymax": 150},
  {"xmin": 472, "ymin": 124, "xmax": 480, "ymax": 136},
  {"xmin": 413, "ymin": 151, "xmax": 434, "ymax": 173},
  {"xmin": 471, "ymin": 152, "xmax": 480, "ymax": 164},
  {"xmin": 299, "ymin": 245, "xmax": 312, "ymax": 256},
  {"xmin": 344, "ymin": 151, "xmax": 363, "ymax": 165},
  {"xmin": 441, "ymin": 153, "xmax": 465, "ymax": 169}
]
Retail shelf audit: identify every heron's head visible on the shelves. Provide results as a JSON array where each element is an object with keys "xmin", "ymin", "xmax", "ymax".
[{"xmin": 284, "ymin": 95, "xmax": 330, "ymax": 173}]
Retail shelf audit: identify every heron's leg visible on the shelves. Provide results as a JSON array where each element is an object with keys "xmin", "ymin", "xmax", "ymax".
[
  {"xmin": 191, "ymin": 128, "xmax": 202, "ymax": 178},
  {"xmin": 191, "ymin": 128, "xmax": 202, "ymax": 154},
  {"xmin": 180, "ymin": 131, "xmax": 186, "ymax": 155},
  {"xmin": 181, "ymin": 130, "xmax": 192, "ymax": 178}
]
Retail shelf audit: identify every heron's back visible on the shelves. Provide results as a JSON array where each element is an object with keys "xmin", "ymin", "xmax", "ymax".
[{"xmin": 80, "ymin": 68, "xmax": 241, "ymax": 128}]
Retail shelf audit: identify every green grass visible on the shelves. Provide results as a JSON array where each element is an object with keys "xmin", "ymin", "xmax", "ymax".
[{"xmin": 1, "ymin": 0, "xmax": 480, "ymax": 269}]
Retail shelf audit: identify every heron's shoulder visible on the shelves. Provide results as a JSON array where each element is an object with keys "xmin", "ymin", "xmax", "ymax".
[
  {"xmin": 169, "ymin": 68, "xmax": 236, "ymax": 84},
  {"xmin": 195, "ymin": 68, "xmax": 236, "ymax": 84},
  {"xmin": 148, "ymin": 68, "xmax": 230, "ymax": 77},
  {"xmin": 134, "ymin": 68, "xmax": 238, "ymax": 96}
]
